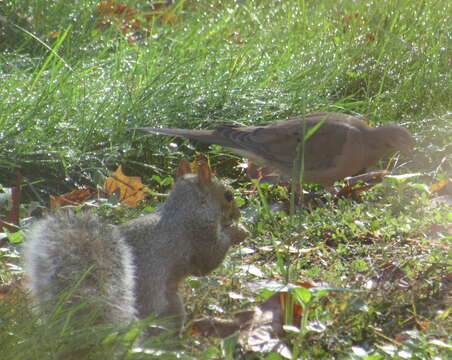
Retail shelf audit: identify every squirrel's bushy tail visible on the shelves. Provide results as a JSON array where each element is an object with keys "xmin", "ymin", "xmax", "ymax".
[{"xmin": 23, "ymin": 210, "xmax": 137, "ymax": 324}]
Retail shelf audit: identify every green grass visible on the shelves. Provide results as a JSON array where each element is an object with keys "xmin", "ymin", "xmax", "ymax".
[
  {"xmin": 1, "ymin": 0, "xmax": 450, "ymax": 192},
  {"xmin": 0, "ymin": 0, "xmax": 451, "ymax": 359}
]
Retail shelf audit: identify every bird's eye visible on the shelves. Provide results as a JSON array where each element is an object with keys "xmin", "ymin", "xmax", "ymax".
[{"xmin": 224, "ymin": 190, "xmax": 234, "ymax": 202}]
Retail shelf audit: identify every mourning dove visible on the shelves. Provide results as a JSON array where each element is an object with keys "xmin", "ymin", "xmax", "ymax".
[{"xmin": 136, "ymin": 112, "xmax": 413, "ymax": 187}]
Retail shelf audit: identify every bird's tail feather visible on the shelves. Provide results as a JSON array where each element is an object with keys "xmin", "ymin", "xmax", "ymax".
[{"xmin": 134, "ymin": 127, "xmax": 233, "ymax": 147}]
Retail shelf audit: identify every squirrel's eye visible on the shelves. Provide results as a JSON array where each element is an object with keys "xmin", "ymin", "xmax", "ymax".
[{"xmin": 224, "ymin": 190, "xmax": 233, "ymax": 202}]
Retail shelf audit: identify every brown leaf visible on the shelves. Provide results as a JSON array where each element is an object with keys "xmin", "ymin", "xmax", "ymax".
[
  {"xmin": 96, "ymin": 1, "xmax": 178, "ymax": 42},
  {"xmin": 337, "ymin": 171, "xmax": 390, "ymax": 198},
  {"xmin": 104, "ymin": 165, "xmax": 149, "ymax": 207},
  {"xmin": 416, "ymin": 320, "xmax": 431, "ymax": 331},
  {"xmin": 364, "ymin": 32, "xmax": 375, "ymax": 41},
  {"xmin": 46, "ymin": 31, "xmax": 60, "ymax": 39},
  {"xmin": 96, "ymin": 1, "xmax": 140, "ymax": 40},
  {"xmin": 342, "ymin": 12, "xmax": 360, "ymax": 25},
  {"xmin": 279, "ymin": 292, "xmax": 303, "ymax": 323},
  {"xmin": 190, "ymin": 281, "xmax": 328, "ymax": 358},
  {"xmin": 97, "ymin": 2, "xmax": 135, "ymax": 17},
  {"xmin": 227, "ymin": 31, "xmax": 246, "ymax": 44},
  {"xmin": 239, "ymin": 293, "xmax": 292, "ymax": 358},
  {"xmin": 146, "ymin": 7, "xmax": 179, "ymax": 25},
  {"xmin": 50, "ymin": 187, "xmax": 97, "ymax": 209},
  {"xmin": 161, "ymin": 9, "xmax": 177, "ymax": 25},
  {"xmin": 191, "ymin": 310, "xmax": 254, "ymax": 338},
  {"xmin": 0, "ymin": 277, "xmax": 26, "ymax": 304},
  {"xmin": 280, "ymin": 281, "xmax": 317, "ymax": 324},
  {"xmin": 430, "ymin": 179, "xmax": 452, "ymax": 195},
  {"xmin": 293, "ymin": 281, "xmax": 316, "ymax": 289},
  {"xmin": 394, "ymin": 332, "xmax": 410, "ymax": 342}
]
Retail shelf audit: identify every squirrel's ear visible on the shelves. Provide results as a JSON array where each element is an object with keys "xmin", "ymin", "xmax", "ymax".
[
  {"xmin": 197, "ymin": 161, "xmax": 212, "ymax": 184},
  {"xmin": 177, "ymin": 159, "xmax": 192, "ymax": 178}
]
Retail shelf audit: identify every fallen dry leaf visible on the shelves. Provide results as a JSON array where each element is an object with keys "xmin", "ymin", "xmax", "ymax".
[
  {"xmin": 191, "ymin": 310, "xmax": 254, "ymax": 338},
  {"xmin": 50, "ymin": 187, "xmax": 97, "ymax": 209},
  {"xmin": 364, "ymin": 32, "xmax": 375, "ymax": 41},
  {"xmin": 46, "ymin": 31, "xmax": 61, "ymax": 38},
  {"xmin": 337, "ymin": 171, "xmax": 390, "ymax": 198},
  {"xmin": 104, "ymin": 165, "xmax": 149, "ymax": 207},
  {"xmin": 191, "ymin": 281, "xmax": 324, "ymax": 358},
  {"xmin": 430, "ymin": 179, "xmax": 452, "ymax": 195},
  {"xmin": 239, "ymin": 293, "xmax": 292, "ymax": 358},
  {"xmin": 0, "ymin": 277, "xmax": 27, "ymax": 304},
  {"xmin": 342, "ymin": 12, "xmax": 364, "ymax": 25},
  {"xmin": 95, "ymin": 1, "xmax": 180, "ymax": 44}
]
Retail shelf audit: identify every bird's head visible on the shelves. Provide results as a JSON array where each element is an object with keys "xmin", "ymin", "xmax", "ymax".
[{"xmin": 379, "ymin": 125, "xmax": 414, "ymax": 155}]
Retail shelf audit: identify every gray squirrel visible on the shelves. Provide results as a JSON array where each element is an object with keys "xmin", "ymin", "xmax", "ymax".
[{"xmin": 23, "ymin": 160, "xmax": 248, "ymax": 335}]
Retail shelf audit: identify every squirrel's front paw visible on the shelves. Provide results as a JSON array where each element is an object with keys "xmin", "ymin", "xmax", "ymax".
[{"xmin": 224, "ymin": 223, "xmax": 249, "ymax": 245}]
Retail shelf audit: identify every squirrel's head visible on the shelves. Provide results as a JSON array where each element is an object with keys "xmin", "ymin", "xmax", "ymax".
[{"xmin": 176, "ymin": 159, "xmax": 241, "ymax": 226}]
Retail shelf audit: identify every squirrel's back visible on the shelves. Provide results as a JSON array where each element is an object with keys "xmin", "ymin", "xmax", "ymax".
[{"xmin": 24, "ymin": 210, "xmax": 136, "ymax": 323}]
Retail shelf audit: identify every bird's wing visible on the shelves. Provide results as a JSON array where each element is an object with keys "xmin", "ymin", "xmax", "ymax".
[
  {"xmin": 216, "ymin": 116, "xmax": 359, "ymax": 171},
  {"xmin": 298, "ymin": 124, "xmax": 367, "ymax": 186}
]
